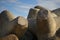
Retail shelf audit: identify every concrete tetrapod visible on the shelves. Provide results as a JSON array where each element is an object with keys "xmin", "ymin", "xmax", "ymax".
[
  {"xmin": 35, "ymin": 6, "xmax": 60, "ymax": 40},
  {"xmin": 0, "ymin": 10, "xmax": 28, "ymax": 40},
  {"xmin": 0, "ymin": 10, "xmax": 15, "ymax": 37},
  {"xmin": 28, "ymin": 6, "xmax": 59, "ymax": 40}
]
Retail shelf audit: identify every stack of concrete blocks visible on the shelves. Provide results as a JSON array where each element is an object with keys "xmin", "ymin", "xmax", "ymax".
[{"xmin": 0, "ymin": 6, "xmax": 60, "ymax": 40}]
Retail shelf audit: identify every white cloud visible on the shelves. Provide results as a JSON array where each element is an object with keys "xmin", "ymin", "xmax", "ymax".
[
  {"xmin": 37, "ymin": 0, "xmax": 60, "ymax": 10},
  {"xmin": 0, "ymin": 0, "xmax": 34, "ymax": 9},
  {"xmin": 38, "ymin": 0, "xmax": 60, "ymax": 2},
  {"xmin": 48, "ymin": 0, "xmax": 60, "ymax": 2},
  {"xmin": 0, "ymin": 0, "xmax": 18, "ymax": 3}
]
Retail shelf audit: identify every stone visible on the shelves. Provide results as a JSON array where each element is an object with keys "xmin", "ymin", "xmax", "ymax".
[
  {"xmin": 27, "ymin": 8, "xmax": 40, "ymax": 19},
  {"xmin": 27, "ymin": 8, "xmax": 40, "ymax": 32},
  {"xmin": 0, "ymin": 10, "xmax": 28, "ymax": 39},
  {"xmin": 21, "ymin": 30, "xmax": 37, "ymax": 40},
  {"xmin": 28, "ymin": 6, "xmax": 58, "ymax": 40},
  {"xmin": 52, "ymin": 8, "xmax": 60, "ymax": 16},
  {"xmin": 12, "ymin": 16, "xmax": 28, "ymax": 39},
  {"xmin": 37, "ymin": 9, "xmax": 56, "ymax": 40},
  {"xmin": 0, "ymin": 10, "xmax": 15, "ymax": 37},
  {"xmin": 52, "ymin": 8, "xmax": 60, "ymax": 39},
  {"xmin": 0, "ymin": 34, "xmax": 19, "ymax": 40}
]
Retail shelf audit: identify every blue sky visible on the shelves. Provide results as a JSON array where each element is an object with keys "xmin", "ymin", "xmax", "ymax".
[{"xmin": 0, "ymin": 0, "xmax": 60, "ymax": 18}]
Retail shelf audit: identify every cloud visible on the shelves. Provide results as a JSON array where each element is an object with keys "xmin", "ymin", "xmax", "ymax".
[
  {"xmin": 0, "ymin": 0, "xmax": 18, "ymax": 3},
  {"xmin": 38, "ymin": 0, "xmax": 60, "ymax": 2},
  {"xmin": 37, "ymin": 0, "xmax": 60, "ymax": 10},
  {"xmin": 0, "ymin": 6, "xmax": 7, "ymax": 13},
  {"xmin": 48, "ymin": 0, "xmax": 60, "ymax": 2},
  {"xmin": 0, "ymin": 0, "xmax": 34, "ymax": 9}
]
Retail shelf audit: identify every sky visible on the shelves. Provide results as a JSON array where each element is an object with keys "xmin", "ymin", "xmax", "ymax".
[{"xmin": 0, "ymin": 0, "xmax": 60, "ymax": 18}]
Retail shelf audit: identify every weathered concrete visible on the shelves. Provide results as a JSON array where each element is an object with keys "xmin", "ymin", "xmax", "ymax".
[
  {"xmin": 52, "ymin": 8, "xmax": 60, "ymax": 16},
  {"xmin": 27, "ymin": 8, "xmax": 40, "ymax": 32},
  {"xmin": 21, "ymin": 30, "xmax": 37, "ymax": 40},
  {"xmin": 0, "ymin": 34, "xmax": 19, "ymax": 40},
  {"xmin": 0, "ymin": 10, "xmax": 15, "ymax": 37},
  {"xmin": 12, "ymin": 16, "xmax": 28, "ymax": 38},
  {"xmin": 37, "ymin": 10, "xmax": 57, "ymax": 40},
  {"xmin": 1, "ymin": 6, "xmax": 60, "ymax": 40},
  {"xmin": 0, "ymin": 10, "xmax": 28, "ymax": 39},
  {"xmin": 27, "ymin": 6, "xmax": 59, "ymax": 40}
]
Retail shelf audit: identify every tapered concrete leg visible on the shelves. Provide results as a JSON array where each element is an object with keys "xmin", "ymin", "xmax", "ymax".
[
  {"xmin": 27, "ymin": 8, "xmax": 40, "ymax": 32},
  {"xmin": 12, "ymin": 16, "xmax": 28, "ymax": 38}
]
